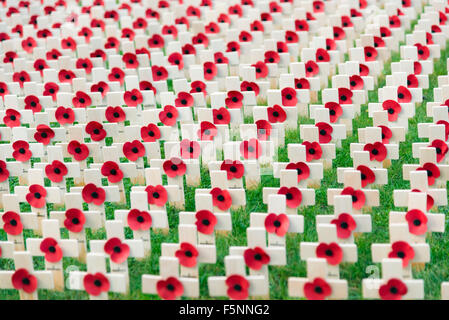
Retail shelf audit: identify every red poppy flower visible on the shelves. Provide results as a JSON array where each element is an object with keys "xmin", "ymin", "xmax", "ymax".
[
  {"xmin": 146, "ymin": 8, "xmax": 160, "ymax": 19},
  {"xmin": 341, "ymin": 187, "xmax": 366, "ymax": 209},
  {"xmin": 293, "ymin": 78, "xmax": 309, "ymax": 90},
  {"xmin": 63, "ymin": 208, "xmax": 85, "ymax": 233},
  {"xmin": 281, "ymin": 87, "xmax": 297, "ymax": 106},
  {"xmin": 2, "ymin": 211, "xmax": 23, "ymax": 235},
  {"xmin": 440, "ymin": 11, "xmax": 448, "ymax": 25},
  {"xmin": 382, "ymin": 100, "xmax": 401, "ymax": 122},
  {"xmin": 239, "ymin": 31, "xmax": 252, "ymax": 43},
  {"xmin": 105, "ymin": 37, "xmax": 120, "ymax": 51},
  {"xmin": 11, "ymin": 269, "xmax": 37, "ymax": 294},
  {"xmin": 431, "ymin": 25, "xmax": 441, "ymax": 33},
  {"xmin": 121, "ymin": 52, "xmax": 139, "ymax": 69},
  {"xmin": 229, "ymin": 4, "xmax": 243, "ymax": 16},
  {"xmin": 123, "ymin": 89, "xmax": 143, "ymax": 107},
  {"xmin": 0, "ymin": 160, "xmax": 9, "ymax": 182},
  {"xmin": 203, "ymin": 62, "xmax": 217, "ymax": 81},
  {"xmin": 40, "ymin": 237, "xmax": 63, "ymax": 263},
  {"xmin": 326, "ymin": 38, "xmax": 337, "ymax": 51},
  {"xmin": 21, "ymin": 37, "xmax": 36, "ymax": 53},
  {"xmin": 162, "ymin": 25, "xmax": 177, "ymax": 38},
  {"xmin": 13, "ymin": 71, "xmax": 30, "ymax": 88},
  {"xmin": 12, "ymin": 25, "xmax": 23, "ymax": 37},
  {"xmin": 252, "ymin": 61, "xmax": 268, "ymax": 79},
  {"xmin": 226, "ymin": 41, "xmax": 240, "ymax": 54},
  {"xmin": 341, "ymin": 15, "xmax": 353, "ymax": 28},
  {"xmin": 195, "ymin": 209, "xmax": 217, "ymax": 234},
  {"xmin": 214, "ymin": 52, "xmax": 229, "ymax": 64},
  {"xmin": 163, "ymin": 158, "xmax": 186, "ymax": 178},
  {"xmin": 405, "ymin": 209, "xmax": 428, "ymax": 235},
  {"xmin": 302, "ymin": 141, "xmax": 322, "ymax": 161},
  {"xmin": 256, "ymin": 120, "xmax": 272, "ymax": 140},
  {"xmin": 192, "ymin": 33, "xmax": 209, "ymax": 47},
  {"xmin": 91, "ymin": 19, "xmax": 105, "ymax": 31},
  {"xmin": 87, "ymin": 82, "xmax": 108, "ymax": 99},
  {"xmin": 133, "ymin": 17, "xmax": 148, "ymax": 30},
  {"xmin": 286, "ymin": 161, "xmax": 310, "ymax": 182},
  {"xmin": 104, "ymin": 9, "xmax": 119, "ymax": 20},
  {"xmin": 182, "ymin": 44, "xmax": 196, "ymax": 56},
  {"xmin": 152, "ymin": 65, "xmax": 168, "ymax": 81},
  {"xmin": 359, "ymin": 63, "xmax": 370, "ymax": 76},
  {"xmin": 244, "ymin": 247, "xmax": 270, "ymax": 270},
  {"xmin": 304, "ymin": 278, "xmax": 332, "ymax": 300},
  {"xmin": 127, "ymin": 209, "xmax": 152, "ymax": 231},
  {"xmin": 388, "ymin": 241, "xmax": 415, "ymax": 267},
  {"xmin": 389, "ymin": 15, "xmax": 401, "ymax": 28},
  {"xmin": 43, "ymin": 82, "xmax": 59, "ymax": 101},
  {"xmin": 338, "ymin": 88, "xmax": 353, "ymax": 105},
  {"xmin": 74, "ymin": 58, "xmax": 93, "ymax": 74},
  {"xmin": 145, "ymin": 185, "xmax": 168, "ymax": 207},
  {"xmin": 265, "ymin": 213, "xmax": 289, "ymax": 237},
  {"xmin": 240, "ymin": 81, "xmax": 260, "ymax": 97},
  {"xmin": 12, "ymin": 140, "xmax": 32, "ymax": 162},
  {"xmin": 315, "ymin": 48, "xmax": 330, "ymax": 63},
  {"xmin": 159, "ymin": 105, "xmax": 178, "ymax": 127},
  {"xmin": 123, "ymin": 140, "xmax": 145, "ymax": 162},
  {"xmin": 250, "ymin": 20, "xmax": 263, "ymax": 32},
  {"xmin": 355, "ymin": 165, "xmax": 375, "ymax": 188},
  {"xmin": 210, "ymin": 187, "xmax": 232, "ymax": 211},
  {"xmin": 348, "ymin": 75, "xmax": 363, "ymax": 90},
  {"xmin": 168, "ymin": 52, "xmax": 183, "ymax": 70},
  {"xmin": 0, "ymin": 32, "xmax": 10, "ymax": 42},
  {"xmin": 187, "ymin": 5, "xmax": 201, "ymax": 17},
  {"xmin": 83, "ymin": 273, "xmax": 110, "ymax": 296},
  {"xmin": 324, "ymin": 102, "xmax": 343, "ymax": 123},
  {"xmin": 139, "ymin": 81, "xmax": 156, "ymax": 95},
  {"xmin": 81, "ymin": 184, "xmax": 105, "ymax": 207},
  {"xmin": 101, "ymin": 161, "xmax": 124, "ymax": 183},
  {"xmin": 364, "ymin": 142, "xmax": 387, "ymax": 162},
  {"xmin": 278, "ymin": 186, "xmax": 302, "ymax": 208},
  {"xmin": 3, "ymin": 51, "xmax": 17, "ymax": 64},
  {"xmin": 105, "ymin": 106, "xmax": 125, "ymax": 123},
  {"xmin": 0, "ymin": 82, "xmax": 8, "ymax": 99},
  {"xmin": 379, "ymin": 125, "xmax": 393, "ymax": 144},
  {"xmin": 175, "ymin": 92, "xmax": 194, "ymax": 108},
  {"xmin": 429, "ymin": 139, "xmax": 448, "ymax": 162},
  {"xmin": 240, "ymin": 139, "xmax": 261, "ymax": 159},
  {"xmin": 331, "ymin": 213, "xmax": 357, "ymax": 239},
  {"xmin": 226, "ymin": 275, "xmax": 249, "ymax": 300},
  {"xmin": 305, "ymin": 60, "xmax": 319, "ymax": 77},
  {"xmin": 79, "ymin": 27, "xmax": 93, "ymax": 42},
  {"xmin": 267, "ymin": 104, "xmax": 287, "ymax": 123},
  {"xmin": 415, "ymin": 43, "xmax": 430, "ymax": 60},
  {"xmin": 26, "ymin": 184, "xmax": 47, "ymax": 208},
  {"xmin": 45, "ymin": 160, "xmax": 68, "ymax": 183},
  {"xmin": 141, "ymin": 123, "xmax": 161, "ymax": 142},
  {"xmin": 295, "ymin": 19, "xmax": 309, "ymax": 31},
  {"xmin": 108, "ymin": 67, "xmax": 125, "ymax": 85},
  {"xmin": 379, "ymin": 278, "xmax": 407, "ymax": 300},
  {"xmin": 179, "ymin": 139, "xmax": 201, "ymax": 159},
  {"xmin": 220, "ymin": 160, "xmax": 244, "ymax": 180},
  {"xmin": 175, "ymin": 242, "xmax": 199, "ymax": 268},
  {"xmin": 224, "ymin": 91, "xmax": 243, "ymax": 109},
  {"xmin": 58, "ymin": 69, "xmax": 75, "ymax": 83},
  {"xmin": 277, "ymin": 41, "xmax": 288, "ymax": 53},
  {"xmin": 261, "ymin": 12, "xmax": 272, "ymax": 22},
  {"xmin": 315, "ymin": 122, "xmax": 333, "ymax": 143},
  {"xmin": 156, "ymin": 277, "xmax": 183, "ymax": 300},
  {"xmin": 198, "ymin": 121, "xmax": 217, "ymax": 141},
  {"xmin": 104, "ymin": 237, "xmax": 130, "ymax": 264},
  {"xmin": 417, "ymin": 162, "xmax": 440, "ymax": 186},
  {"xmin": 269, "ymin": 1, "xmax": 282, "ymax": 13},
  {"xmin": 85, "ymin": 121, "xmax": 106, "ymax": 141},
  {"xmin": 374, "ymin": 36, "xmax": 385, "ymax": 48},
  {"xmin": 121, "ymin": 28, "xmax": 135, "ymax": 41},
  {"xmin": 90, "ymin": 49, "xmax": 106, "ymax": 61},
  {"xmin": 61, "ymin": 37, "xmax": 76, "ymax": 51},
  {"xmin": 33, "ymin": 59, "xmax": 48, "ymax": 76},
  {"xmin": 68, "ymin": 140, "xmax": 89, "ymax": 161},
  {"xmin": 72, "ymin": 91, "xmax": 92, "ymax": 108},
  {"xmin": 333, "ymin": 26, "xmax": 346, "ymax": 40},
  {"xmin": 316, "ymin": 242, "xmax": 343, "ymax": 265},
  {"xmin": 213, "ymin": 107, "xmax": 231, "ymax": 125},
  {"xmin": 3, "ymin": 109, "xmax": 20, "ymax": 127}
]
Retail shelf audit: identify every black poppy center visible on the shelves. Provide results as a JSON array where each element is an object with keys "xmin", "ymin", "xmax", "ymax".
[
  {"xmin": 113, "ymin": 246, "xmax": 121, "ymax": 253},
  {"xmin": 217, "ymin": 195, "xmax": 225, "ymax": 202},
  {"xmin": 398, "ymin": 93, "xmax": 404, "ymax": 99},
  {"xmin": 202, "ymin": 219, "xmax": 210, "ymax": 226},
  {"xmin": 19, "ymin": 148, "xmax": 26, "ymax": 154},
  {"xmin": 137, "ymin": 216, "xmax": 144, "ymax": 223},
  {"xmin": 54, "ymin": 168, "xmax": 61, "ymax": 174},
  {"xmin": 413, "ymin": 219, "xmax": 421, "ymax": 226},
  {"xmin": 10, "ymin": 219, "xmax": 17, "ymax": 226},
  {"xmin": 273, "ymin": 220, "xmax": 281, "ymax": 227},
  {"xmin": 94, "ymin": 279, "xmax": 102, "ymax": 287},
  {"xmin": 48, "ymin": 246, "xmax": 56, "ymax": 253},
  {"xmin": 340, "ymin": 222, "xmax": 348, "ymax": 229},
  {"xmin": 309, "ymin": 148, "xmax": 315, "ymax": 155},
  {"xmin": 171, "ymin": 164, "xmax": 178, "ymax": 171},
  {"xmin": 352, "ymin": 195, "xmax": 358, "ymax": 202},
  {"xmin": 22, "ymin": 278, "xmax": 30, "ymax": 285},
  {"xmin": 72, "ymin": 218, "xmax": 80, "ymax": 224}
]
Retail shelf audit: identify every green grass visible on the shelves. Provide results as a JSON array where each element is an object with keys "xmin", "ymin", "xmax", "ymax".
[{"xmin": 2, "ymin": 16, "xmax": 449, "ymax": 300}]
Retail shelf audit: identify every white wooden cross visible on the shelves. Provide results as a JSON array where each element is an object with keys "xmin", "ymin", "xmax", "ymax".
[
  {"xmin": 0, "ymin": 251, "xmax": 53, "ymax": 300},
  {"xmin": 327, "ymin": 169, "xmax": 380, "ymax": 213},
  {"xmin": 49, "ymin": 192, "xmax": 102, "ymax": 262},
  {"xmin": 141, "ymin": 256, "xmax": 199, "ymax": 300},
  {"xmin": 208, "ymin": 255, "xmax": 269, "ymax": 299},
  {"xmin": 0, "ymin": 193, "xmax": 38, "ymax": 250},
  {"xmin": 26, "ymin": 219, "xmax": 79, "ymax": 291},
  {"xmin": 288, "ymin": 258, "xmax": 348, "ymax": 300},
  {"xmin": 362, "ymin": 258, "xmax": 424, "ymax": 300},
  {"xmin": 207, "ymin": 159, "xmax": 261, "ymax": 190},
  {"xmin": 89, "ymin": 220, "xmax": 145, "ymax": 292},
  {"xmin": 68, "ymin": 253, "xmax": 127, "ymax": 300},
  {"xmin": 161, "ymin": 224, "xmax": 216, "ymax": 278}
]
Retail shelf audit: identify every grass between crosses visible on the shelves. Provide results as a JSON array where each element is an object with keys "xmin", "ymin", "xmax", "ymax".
[{"xmin": 2, "ymin": 27, "xmax": 449, "ymax": 301}]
